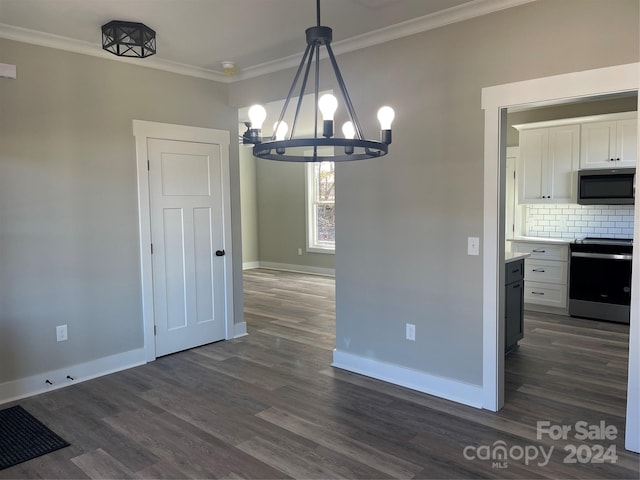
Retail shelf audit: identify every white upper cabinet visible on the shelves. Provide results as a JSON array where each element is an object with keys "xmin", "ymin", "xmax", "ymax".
[
  {"xmin": 580, "ymin": 112, "xmax": 637, "ymax": 169},
  {"xmin": 516, "ymin": 124, "xmax": 580, "ymax": 204}
]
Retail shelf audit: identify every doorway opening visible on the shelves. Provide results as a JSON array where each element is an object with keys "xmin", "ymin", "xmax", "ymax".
[{"xmin": 481, "ymin": 63, "xmax": 639, "ymax": 452}]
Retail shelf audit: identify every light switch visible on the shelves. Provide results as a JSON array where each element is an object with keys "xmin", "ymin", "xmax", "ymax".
[{"xmin": 468, "ymin": 237, "xmax": 480, "ymax": 256}]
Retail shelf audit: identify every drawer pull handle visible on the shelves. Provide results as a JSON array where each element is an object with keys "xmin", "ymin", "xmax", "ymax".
[
  {"xmin": 532, "ymin": 249, "xmax": 546, "ymax": 253},
  {"xmin": 511, "ymin": 269, "xmax": 520, "ymax": 274},
  {"xmin": 531, "ymin": 291, "xmax": 545, "ymax": 295},
  {"xmin": 532, "ymin": 269, "xmax": 545, "ymax": 272}
]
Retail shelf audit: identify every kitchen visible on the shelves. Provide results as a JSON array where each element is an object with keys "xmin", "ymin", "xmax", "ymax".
[{"xmin": 503, "ymin": 94, "xmax": 636, "ymax": 353}]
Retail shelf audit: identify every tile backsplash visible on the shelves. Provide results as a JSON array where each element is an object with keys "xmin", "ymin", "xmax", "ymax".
[{"xmin": 525, "ymin": 204, "xmax": 635, "ymax": 239}]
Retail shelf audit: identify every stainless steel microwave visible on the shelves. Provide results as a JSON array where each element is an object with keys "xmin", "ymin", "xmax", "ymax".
[{"xmin": 577, "ymin": 168, "xmax": 636, "ymax": 205}]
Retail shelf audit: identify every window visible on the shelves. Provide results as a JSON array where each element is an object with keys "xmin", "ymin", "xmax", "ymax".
[{"xmin": 306, "ymin": 161, "xmax": 335, "ymax": 253}]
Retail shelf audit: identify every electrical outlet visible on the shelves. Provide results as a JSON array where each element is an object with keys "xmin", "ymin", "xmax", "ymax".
[
  {"xmin": 406, "ymin": 323, "xmax": 416, "ymax": 341},
  {"xmin": 56, "ymin": 324, "xmax": 68, "ymax": 342},
  {"xmin": 468, "ymin": 236, "xmax": 480, "ymax": 256},
  {"xmin": 297, "ymin": 248, "xmax": 303, "ymax": 256}
]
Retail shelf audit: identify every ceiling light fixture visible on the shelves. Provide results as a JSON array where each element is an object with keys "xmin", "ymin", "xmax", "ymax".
[
  {"xmin": 242, "ymin": 0, "xmax": 394, "ymax": 162},
  {"xmin": 101, "ymin": 20, "xmax": 156, "ymax": 58}
]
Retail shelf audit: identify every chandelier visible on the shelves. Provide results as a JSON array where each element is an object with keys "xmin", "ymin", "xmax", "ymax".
[{"xmin": 242, "ymin": 0, "xmax": 394, "ymax": 162}]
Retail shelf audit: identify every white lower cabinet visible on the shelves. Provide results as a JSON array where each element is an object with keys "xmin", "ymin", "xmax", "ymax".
[
  {"xmin": 510, "ymin": 240, "xmax": 569, "ymax": 313},
  {"xmin": 523, "ymin": 281, "xmax": 567, "ymax": 309}
]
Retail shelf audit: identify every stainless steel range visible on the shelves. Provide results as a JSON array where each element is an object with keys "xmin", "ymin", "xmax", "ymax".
[{"xmin": 569, "ymin": 237, "xmax": 633, "ymax": 324}]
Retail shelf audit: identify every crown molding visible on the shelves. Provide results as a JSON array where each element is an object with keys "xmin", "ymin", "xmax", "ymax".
[
  {"xmin": 0, "ymin": 23, "xmax": 229, "ymax": 82},
  {"xmin": 0, "ymin": 0, "xmax": 536, "ymax": 83},
  {"xmin": 234, "ymin": 0, "xmax": 536, "ymax": 81}
]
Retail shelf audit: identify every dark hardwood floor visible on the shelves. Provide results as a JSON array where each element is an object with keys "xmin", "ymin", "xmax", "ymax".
[{"xmin": 1, "ymin": 269, "xmax": 638, "ymax": 479}]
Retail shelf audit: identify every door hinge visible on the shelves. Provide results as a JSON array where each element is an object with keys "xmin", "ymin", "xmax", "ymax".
[
  {"xmin": 147, "ymin": 159, "xmax": 150, "ymax": 171},
  {"xmin": 151, "ymin": 243, "xmax": 154, "ymax": 254},
  {"xmin": 513, "ymin": 170, "xmax": 516, "ymax": 179},
  {"xmin": 154, "ymin": 325, "xmax": 157, "ymax": 336}
]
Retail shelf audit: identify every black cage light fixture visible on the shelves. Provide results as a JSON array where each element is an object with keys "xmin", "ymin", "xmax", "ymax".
[
  {"xmin": 242, "ymin": 0, "xmax": 394, "ymax": 162},
  {"xmin": 101, "ymin": 20, "xmax": 156, "ymax": 58}
]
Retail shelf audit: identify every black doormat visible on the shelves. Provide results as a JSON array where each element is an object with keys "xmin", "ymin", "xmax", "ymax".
[{"xmin": 0, "ymin": 405, "xmax": 70, "ymax": 470}]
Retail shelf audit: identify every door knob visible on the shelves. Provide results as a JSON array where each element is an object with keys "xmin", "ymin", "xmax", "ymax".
[{"xmin": 215, "ymin": 250, "xmax": 225, "ymax": 257}]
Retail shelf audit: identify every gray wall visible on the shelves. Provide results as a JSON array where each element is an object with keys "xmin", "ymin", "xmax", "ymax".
[
  {"xmin": 239, "ymin": 146, "xmax": 259, "ymax": 265},
  {"xmin": 0, "ymin": 39, "xmax": 241, "ymax": 383},
  {"xmin": 230, "ymin": 0, "xmax": 638, "ymax": 386},
  {"xmin": 255, "ymin": 160, "xmax": 335, "ymax": 270},
  {"xmin": 239, "ymin": 139, "xmax": 336, "ymax": 271}
]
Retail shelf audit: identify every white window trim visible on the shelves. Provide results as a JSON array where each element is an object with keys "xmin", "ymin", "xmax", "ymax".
[{"xmin": 305, "ymin": 161, "xmax": 335, "ymax": 254}]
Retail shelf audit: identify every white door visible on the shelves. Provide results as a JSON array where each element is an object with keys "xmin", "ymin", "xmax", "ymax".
[{"xmin": 148, "ymin": 138, "xmax": 226, "ymax": 356}]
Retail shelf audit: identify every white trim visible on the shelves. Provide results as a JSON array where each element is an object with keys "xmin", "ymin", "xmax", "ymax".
[
  {"xmin": 243, "ymin": 261, "xmax": 260, "ymax": 270},
  {"xmin": 0, "ymin": 0, "xmax": 535, "ymax": 83},
  {"xmin": 481, "ymin": 63, "xmax": 639, "ymax": 452},
  {"xmin": 259, "ymin": 261, "xmax": 335, "ymax": 277},
  {"xmin": 305, "ymin": 161, "xmax": 336, "ymax": 254},
  {"xmin": 513, "ymin": 111, "xmax": 637, "ymax": 131},
  {"xmin": 234, "ymin": 322, "xmax": 248, "ymax": 338},
  {"xmin": 132, "ymin": 120, "xmax": 234, "ymax": 362},
  {"xmin": 0, "ymin": 348, "xmax": 146, "ymax": 406},
  {"xmin": 332, "ymin": 350, "xmax": 483, "ymax": 409}
]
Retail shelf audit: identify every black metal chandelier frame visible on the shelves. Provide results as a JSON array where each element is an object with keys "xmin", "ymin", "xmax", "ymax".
[{"xmin": 248, "ymin": 0, "xmax": 391, "ymax": 162}]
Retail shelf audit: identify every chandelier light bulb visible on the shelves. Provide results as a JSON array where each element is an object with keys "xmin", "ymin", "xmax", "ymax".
[
  {"xmin": 273, "ymin": 121, "xmax": 289, "ymax": 141},
  {"xmin": 342, "ymin": 121, "xmax": 355, "ymax": 139},
  {"xmin": 342, "ymin": 121, "xmax": 356, "ymax": 155},
  {"xmin": 248, "ymin": 104, "xmax": 267, "ymax": 130},
  {"xmin": 318, "ymin": 94, "xmax": 338, "ymax": 121},
  {"xmin": 377, "ymin": 106, "xmax": 395, "ymax": 130}
]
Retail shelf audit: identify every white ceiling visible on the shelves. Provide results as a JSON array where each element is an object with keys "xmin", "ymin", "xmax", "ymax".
[{"xmin": 0, "ymin": 0, "xmax": 534, "ymax": 82}]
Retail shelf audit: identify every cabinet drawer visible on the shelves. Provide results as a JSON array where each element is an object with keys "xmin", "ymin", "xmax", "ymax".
[
  {"xmin": 524, "ymin": 259, "xmax": 567, "ymax": 284},
  {"xmin": 524, "ymin": 281, "xmax": 567, "ymax": 308},
  {"xmin": 512, "ymin": 242, "xmax": 568, "ymax": 261},
  {"xmin": 506, "ymin": 259, "xmax": 524, "ymax": 284}
]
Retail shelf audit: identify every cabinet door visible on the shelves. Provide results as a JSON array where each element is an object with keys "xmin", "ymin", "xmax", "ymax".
[
  {"xmin": 518, "ymin": 129, "xmax": 548, "ymax": 203},
  {"xmin": 580, "ymin": 121, "xmax": 616, "ymax": 169},
  {"xmin": 616, "ymin": 118, "xmax": 637, "ymax": 167},
  {"xmin": 505, "ymin": 279, "xmax": 524, "ymax": 352},
  {"xmin": 548, "ymin": 125, "xmax": 579, "ymax": 203}
]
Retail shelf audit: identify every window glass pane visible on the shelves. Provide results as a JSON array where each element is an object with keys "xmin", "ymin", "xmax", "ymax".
[
  {"xmin": 316, "ymin": 204, "xmax": 335, "ymax": 243},
  {"xmin": 316, "ymin": 162, "xmax": 335, "ymax": 202}
]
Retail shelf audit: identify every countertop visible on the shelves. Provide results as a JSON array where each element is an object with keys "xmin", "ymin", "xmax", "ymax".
[
  {"xmin": 507, "ymin": 236, "xmax": 575, "ymax": 245},
  {"xmin": 505, "ymin": 251, "xmax": 531, "ymax": 263}
]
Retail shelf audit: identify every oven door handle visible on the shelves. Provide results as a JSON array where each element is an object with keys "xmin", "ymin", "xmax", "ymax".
[{"xmin": 571, "ymin": 252, "xmax": 633, "ymax": 260}]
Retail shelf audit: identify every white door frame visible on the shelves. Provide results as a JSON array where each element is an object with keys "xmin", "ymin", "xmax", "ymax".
[
  {"xmin": 481, "ymin": 63, "xmax": 639, "ymax": 453},
  {"xmin": 133, "ymin": 120, "xmax": 234, "ymax": 362}
]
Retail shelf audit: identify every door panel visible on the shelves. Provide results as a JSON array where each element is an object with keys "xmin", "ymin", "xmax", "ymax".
[{"xmin": 148, "ymin": 139, "xmax": 226, "ymax": 356}]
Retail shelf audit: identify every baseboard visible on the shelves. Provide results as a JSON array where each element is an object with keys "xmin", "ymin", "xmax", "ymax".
[
  {"xmin": 0, "ymin": 348, "xmax": 147, "ymax": 406},
  {"xmin": 243, "ymin": 261, "xmax": 260, "ymax": 270},
  {"xmin": 332, "ymin": 350, "xmax": 483, "ymax": 408},
  {"xmin": 233, "ymin": 321, "xmax": 248, "ymax": 338},
  {"xmin": 258, "ymin": 261, "xmax": 335, "ymax": 277}
]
